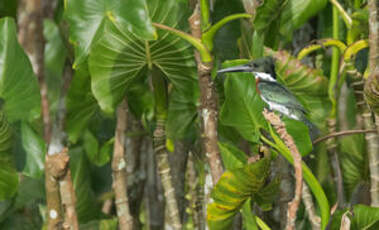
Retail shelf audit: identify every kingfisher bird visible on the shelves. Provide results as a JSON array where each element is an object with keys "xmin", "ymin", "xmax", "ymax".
[{"xmin": 218, "ymin": 56, "xmax": 319, "ymax": 141}]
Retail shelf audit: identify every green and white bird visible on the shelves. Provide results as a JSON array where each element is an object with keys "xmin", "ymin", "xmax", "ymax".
[{"xmin": 218, "ymin": 57, "xmax": 319, "ymax": 141}]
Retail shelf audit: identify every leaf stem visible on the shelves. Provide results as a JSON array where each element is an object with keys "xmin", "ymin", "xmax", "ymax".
[
  {"xmin": 329, "ymin": 0, "xmax": 353, "ymax": 28},
  {"xmin": 152, "ymin": 22, "xmax": 212, "ymax": 63},
  {"xmin": 297, "ymin": 39, "xmax": 346, "ymax": 60},
  {"xmin": 202, "ymin": 13, "xmax": 252, "ymax": 51}
]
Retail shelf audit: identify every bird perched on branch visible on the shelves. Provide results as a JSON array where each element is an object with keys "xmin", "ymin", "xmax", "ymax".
[{"xmin": 217, "ymin": 56, "xmax": 319, "ymax": 141}]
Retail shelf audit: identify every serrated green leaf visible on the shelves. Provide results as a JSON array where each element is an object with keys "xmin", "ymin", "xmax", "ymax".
[
  {"xmin": 65, "ymin": 0, "xmax": 155, "ymax": 66},
  {"xmin": 21, "ymin": 122, "xmax": 45, "ymax": 179},
  {"xmin": 218, "ymin": 142, "xmax": 247, "ymax": 170},
  {"xmin": 88, "ymin": 0, "xmax": 196, "ymax": 113},
  {"xmin": 207, "ymin": 157, "xmax": 270, "ymax": 229},
  {"xmin": 0, "ymin": 18, "xmax": 40, "ymax": 122}
]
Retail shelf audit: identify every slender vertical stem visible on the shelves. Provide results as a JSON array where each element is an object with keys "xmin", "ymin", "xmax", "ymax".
[
  {"xmin": 188, "ymin": 4, "xmax": 223, "ymax": 184},
  {"xmin": 364, "ymin": 0, "xmax": 379, "ymax": 206},
  {"xmin": 326, "ymin": 4, "xmax": 345, "ymax": 208},
  {"xmin": 112, "ymin": 99, "xmax": 133, "ymax": 229},
  {"xmin": 152, "ymin": 69, "xmax": 182, "ymax": 229}
]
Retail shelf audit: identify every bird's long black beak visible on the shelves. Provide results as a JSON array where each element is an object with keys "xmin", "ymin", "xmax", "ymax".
[{"xmin": 217, "ymin": 64, "xmax": 252, "ymax": 74}]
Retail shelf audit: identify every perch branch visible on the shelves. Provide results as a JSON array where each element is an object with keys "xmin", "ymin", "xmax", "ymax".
[{"xmin": 262, "ymin": 109, "xmax": 302, "ymax": 230}]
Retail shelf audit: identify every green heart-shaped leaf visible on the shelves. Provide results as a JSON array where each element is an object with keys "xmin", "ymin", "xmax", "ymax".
[
  {"xmin": 0, "ymin": 18, "xmax": 40, "ymax": 122},
  {"xmin": 220, "ymin": 70, "xmax": 268, "ymax": 143},
  {"xmin": 65, "ymin": 0, "xmax": 156, "ymax": 67},
  {"xmin": 89, "ymin": 0, "xmax": 197, "ymax": 113}
]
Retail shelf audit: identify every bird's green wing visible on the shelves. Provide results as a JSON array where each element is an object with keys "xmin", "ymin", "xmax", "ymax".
[{"xmin": 258, "ymin": 81, "xmax": 307, "ymax": 113}]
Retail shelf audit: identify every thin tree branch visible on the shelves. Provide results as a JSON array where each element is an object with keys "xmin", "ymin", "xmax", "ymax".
[
  {"xmin": 312, "ymin": 129, "xmax": 377, "ymax": 145},
  {"xmin": 262, "ymin": 109, "xmax": 302, "ymax": 230},
  {"xmin": 112, "ymin": 99, "xmax": 134, "ymax": 229},
  {"xmin": 188, "ymin": 4, "xmax": 223, "ymax": 184}
]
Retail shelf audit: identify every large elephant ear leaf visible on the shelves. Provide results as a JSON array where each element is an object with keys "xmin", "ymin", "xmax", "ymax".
[
  {"xmin": 207, "ymin": 157, "xmax": 270, "ymax": 229},
  {"xmin": 0, "ymin": 17, "xmax": 40, "ymax": 122},
  {"xmin": 65, "ymin": 0, "xmax": 156, "ymax": 67},
  {"xmin": 89, "ymin": 0, "xmax": 197, "ymax": 113},
  {"xmin": 219, "ymin": 60, "xmax": 268, "ymax": 143}
]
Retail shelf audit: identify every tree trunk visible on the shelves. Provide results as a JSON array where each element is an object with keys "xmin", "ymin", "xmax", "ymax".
[{"xmin": 112, "ymin": 100, "xmax": 134, "ymax": 229}]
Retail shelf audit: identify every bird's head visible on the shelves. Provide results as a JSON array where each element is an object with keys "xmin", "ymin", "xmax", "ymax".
[{"xmin": 217, "ymin": 56, "xmax": 276, "ymax": 82}]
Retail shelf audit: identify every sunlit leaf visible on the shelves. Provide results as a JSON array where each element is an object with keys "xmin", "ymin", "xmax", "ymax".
[
  {"xmin": 65, "ymin": 0, "xmax": 155, "ymax": 66},
  {"xmin": 207, "ymin": 157, "xmax": 270, "ymax": 229},
  {"xmin": 89, "ymin": 0, "xmax": 197, "ymax": 113},
  {"xmin": 0, "ymin": 18, "xmax": 40, "ymax": 122}
]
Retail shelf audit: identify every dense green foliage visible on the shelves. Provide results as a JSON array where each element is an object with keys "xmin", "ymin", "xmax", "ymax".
[{"xmin": 0, "ymin": 0, "xmax": 378, "ymax": 229}]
